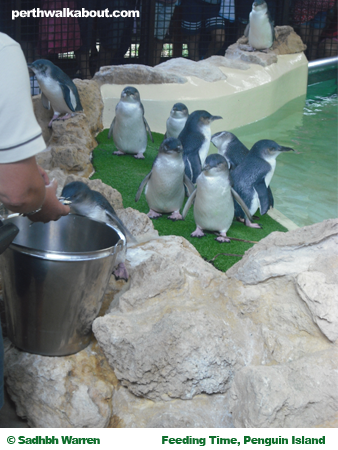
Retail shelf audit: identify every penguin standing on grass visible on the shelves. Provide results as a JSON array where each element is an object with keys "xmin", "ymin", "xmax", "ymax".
[
  {"xmin": 28, "ymin": 59, "xmax": 83, "ymax": 128},
  {"xmin": 135, "ymin": 138, "xmax": 195, "ymax": 220},
  {"xmin": 231, "ymin": 140, "xmax": 294, "ymax": 228},
  {"xmin": 108, "ymin": 86, "xmax": 153, "ymax": 159},
  {"xmin": 179, "ymin": 110, "xmax": 222, "ymax": 183},
  {"xmin": 182, "ymin": 154, "xmax": 253, "ymax": 242},
  {"xmin": 165, "ymin": 103, "xmax": 189, "ymax": 139}
]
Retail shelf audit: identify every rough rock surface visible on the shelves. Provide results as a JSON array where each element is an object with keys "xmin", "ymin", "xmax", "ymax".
[
  {"xmin": 3, "ymin": 219, "xmax": 338, "ymax": 428},
  {"xmin": 226, "ymin": 26, "xmax": 306, "ymax": 67},
  {"xmin": 229, "ymin": 348, "xmax": 338, "ymax": 428},
  {"xmin": 93, "ymin": 64, "xmax": 187, "ymax": 85},
  {"xmin": 33, "ymin": 79, "xmax": 103, "ymax": 176},
  {"xmin": 157, "ymin": 57, "xmax": 228, "ymax": 82},
  {"xmin": 4, "ymin": 340, "xmax": 117, "ymax": 428}
]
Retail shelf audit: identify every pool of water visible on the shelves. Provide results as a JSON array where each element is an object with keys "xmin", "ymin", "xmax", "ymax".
[{"xmin": 228, "ymin": 79, "xmax": 337, "ymax": 228}]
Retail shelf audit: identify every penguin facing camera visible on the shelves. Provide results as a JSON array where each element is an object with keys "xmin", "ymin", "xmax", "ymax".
[
  {"xmin": 28, "ymin": 59, "xmax": 83, "ymax": 128},
  {"xmin": 179, "ymin": 110, "xmax": 223, "ymax": 184},
  {"xmin": 61, "ymin": 181, "xmax": 135, "ymax": 281},
  {"xmin": 244, "ymin": 0, "xmax": 275, "ymax": 51},
  {"xmin": 108, "ymin": 86, "xmax": 154, "ymax": 159},
  {"xmin": 165, "ymin": 103, "xmax": 189, "ymax": 139},
  {"xmin": 231, "ymin": 139, "xmax": 294, "ymax": 228},
  {"xmin": 182, "ymin": 154, "xmax": 253, "ymax": 242},
  {"xmin": 135, "ymin": 138, "xmax": 195, "ymax": 220},
  {"xmin": 211, "ymin": 130, "xmax": 274, "ymax": 208}
]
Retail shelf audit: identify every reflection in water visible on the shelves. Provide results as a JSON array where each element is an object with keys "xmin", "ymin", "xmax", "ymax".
[{"xmin": 229, "ymin": 90, "xmax": 337, "ymax": 227}]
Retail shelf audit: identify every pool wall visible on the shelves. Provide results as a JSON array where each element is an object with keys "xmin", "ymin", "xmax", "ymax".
[{"xmin": 100, "ymin": 53, "xmax": 308, "ymax": 133}]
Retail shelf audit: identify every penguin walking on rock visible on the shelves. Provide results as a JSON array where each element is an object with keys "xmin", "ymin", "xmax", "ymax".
[
  {"xmin": 244, "ymin": 0, "xmax": 275, "ymax": 51},
  {"xmin": 108, "ymin": 86, "xmax": 153, "ymax": 159},
  {"xmin": 61, "ymin": 181, "xmax": 135, "ymax": 281},
  {"xmin": 182, "ymin": 154, "xmax": 253, "ymax": 242},
  {"xmin": 179, "ymin": 110, "xmax": 222, "ymax": 184},
  {"xmin": 135, "ymin": 138, "xmax": 195, "ymax": 220},
  {"xmin": 28, "ymin": 59, "xmax": 83, "ymax": 128},
  {"xmin": 231, "ymin": 140, "xmax": 294, "ymax": 228},
  {"xmin": 165, "ymin": 103, "xmax": 189, "ymax": 139}
]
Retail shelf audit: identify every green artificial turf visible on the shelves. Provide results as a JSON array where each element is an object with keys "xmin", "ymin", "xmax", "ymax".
[{"xmin": 91, "ymin": 130, "xmax": 288, "ymax": 272}]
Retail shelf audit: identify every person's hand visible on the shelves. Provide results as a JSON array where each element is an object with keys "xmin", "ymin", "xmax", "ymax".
[
  {"xmin": 37, "ymin": 165, "xmax": 50, "ymax": 185},
  {"xmin": 29, "ymin": 178, "xmax": 70, "ymax": 223}
]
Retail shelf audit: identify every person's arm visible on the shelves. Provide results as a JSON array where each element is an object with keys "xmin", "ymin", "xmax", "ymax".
[{"xmin": 0, "ymin": 156, "xmax": 70, "ymax": 222}]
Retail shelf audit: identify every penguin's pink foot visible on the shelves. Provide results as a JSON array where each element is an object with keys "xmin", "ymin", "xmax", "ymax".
[
  {"xmin": 168, "ymin": 210, "xmax": 182, "ymax": 221},
  {"xmin": 48, "ymin": 114, "xmax": 60, "ymax": 128},
  {"xmin": 113, "ymin": 150, "xmax": 125, "ymax": 156},
  {"xmin": 113, "ymin": 262, "xmax": 129, "ymax": 281},
  {"xmin": 134, "ymin": 152, "xmax": 145, "ymax": 159},
  {"xmin": 148, "ymin": 209, "xmax": 162, "ymax": 219},
  {"xmin": 215, "ymin": 232, "xmax": 231, "ymax": 243},
  {"xmin": 59, "ymin": 113, "xmax": 72, "ymax": 120},
  {"xmin": 245, "ymin": 218, "xmax": 261, "ymax": 229},
  {"xmin": 191, "ymin": 226, "xmax": 205, "ymax": 238}
]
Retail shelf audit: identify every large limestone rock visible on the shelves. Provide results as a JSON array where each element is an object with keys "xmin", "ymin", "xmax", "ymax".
[
  {"xmin": 93, "ymin": 64, "xmax": 187, "ymax": 86},
  {"xmin": 226, "ymin": 26, "xmax": 307, "ymax": 67},
  {"xmin": 33, "ymin": 79, "xmax": 103, "ymax": 176},
  {"xmin": 229, "ymin": 348, "xmax": 338, "ymax": 428},
  {"xmin": 157, "ymin": 58, "xmax": 227, "ymax": 82},
  {"xmin": 3, "ymin": 219, "xmax": 338, "ymax": 427}
]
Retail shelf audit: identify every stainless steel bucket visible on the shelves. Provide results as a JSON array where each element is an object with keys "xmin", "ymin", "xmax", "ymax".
[{"xmin": 0, "ymin": 214, "xmax": 125, "ymax": 356}]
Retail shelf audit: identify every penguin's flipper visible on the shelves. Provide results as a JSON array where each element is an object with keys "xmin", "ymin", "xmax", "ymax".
[
  {"xmin": 254, "ymin": 181, "xmax": 271, "ymax": 215},
  {"xmin": 143, "ymin": 117, "xmax": 154, "ymax": 142},
  {"xmin": 267, "ymin": 186, "xmax": 274, "ymax": 208},
  {"xmin": 135, "ymin": 171, "xmax": 152, "ymax": 202},
  {"xmin": 105, "ymin": 209, "xmax": 136, "ymax": 243},
  {"xmin": 244, "ymin": 23, "xmax": 250, "ymax": 37},
  {"xmin": 59, "ymin": 83, "xmax": 78, "ymax": 112},
  {"xmin": 41, "ymin": 92, "xmax": 51, "ymax": 110},
  {"xmin": 182, "ymin": 189, "xmax": 197, "ymax": 220},
  {"xmin": 108, "ymin": 117, "xmax": 116, "ymax": 139},
  {"xmin": 231, "ymin": 188, "xmax": 253, "ymax": 222},
  {"xmin": 183, "ymin": 152, "xmax": 202, "ymax": 184},
  {"xmin": 184, "ymin": 174, "xmax": 195, "ymax": 196}
]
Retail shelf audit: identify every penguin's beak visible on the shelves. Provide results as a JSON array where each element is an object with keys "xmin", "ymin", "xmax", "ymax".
[
  {"xmin": 211, "ymin": 116, "xmax": 223, "ymax": 122},
  {"xmin": 280, "ymin": 146, "xmax": 294, "ymax": 152},
  {"xmin": 202, "ymin": 164, "xmax": 211, "ymax": 172}
]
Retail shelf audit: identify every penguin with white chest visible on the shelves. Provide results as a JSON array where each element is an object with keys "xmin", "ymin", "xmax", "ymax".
[
  {"xmin": 61, "ymin": 181, "xmax": 135, "ymax": 281},
  {"xmin": 135, "ymin": 138, "xmax": 195, "ymax": 220},
  {"xmin": 28, "ymin": 59, "xmax": 83, "ymax": 128},
  {"xmin": 244, "ymin": 0, "xmax": 275, "ymax": 51},
  {"xmin": 231, "ymin": 140, "xmax": 294, "ymax": 228},
  {"xmin": 108, "ymin": 86, "xmax": 153, "ymax": 159},
  {"xmin": 179, "ymin": 110, "xmax": 222, "ymax": 184},
  {"xmin": 182, "ymin": 154, "xmax": 253, "ymax": 242},
  {"xmin": 165, "ymin": 103, "xmax": 189, "ymax": 139}
]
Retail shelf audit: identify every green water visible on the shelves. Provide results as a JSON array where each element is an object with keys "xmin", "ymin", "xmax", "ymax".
[{"xmin": 228, "ymin": 80, "xmax": 338, "ymax": 227}]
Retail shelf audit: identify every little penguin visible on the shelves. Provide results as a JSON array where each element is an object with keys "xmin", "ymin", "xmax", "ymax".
[
  {"xmin": 179, "ymin": 110, "xmax": 222, "ymax": 184},
  {"xmin": 211, "ymin": 130, "xmax": 274, "ymax": 209},
  {"xmin": 244, "ymin": 0, "xmax": 275, "ymax": 51},
  {"xmin": 135, "ymin": 138, "xmax": 195, "ymax": 220},
  {"xmin": 108, "ymin": 86, "xmax": 153, "ymax": 159},
  {"xmin": 231, "ymin": 140, "xmax": 294, "ymax": 228},
  {"xmin": 28, "ymin": 59, "xmax": 83, "ymax": 128},
  {"xmin": 61, "ymin": 181, "xmax": 135, "ymax": 281},
  {"xmin": 165, "ymin": 103, "xmax": 189, "ymax": 139},
  {"xmin": 182, "ymin": 154, "xmax": 253, "ymax": 242},
  {"xmin": 211, "ymin": 131, "xmax": 249, "ymax": 170}
]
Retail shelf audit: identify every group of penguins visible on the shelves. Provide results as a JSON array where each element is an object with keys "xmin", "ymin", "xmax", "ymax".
[
  {"xmin": 61, "ymin": 85, "xmax": 293, "ymax": 257},
  {"xmin": 27, "ymin": 0, "xmax": 290, "ymax": 281}
]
